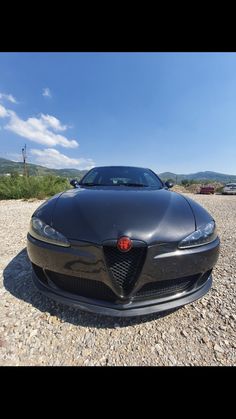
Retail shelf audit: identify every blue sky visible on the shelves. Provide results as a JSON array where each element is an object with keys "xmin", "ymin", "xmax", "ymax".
[{"xmin": 0, "ymin": 52, "xmax": 236, "ymax": 174}]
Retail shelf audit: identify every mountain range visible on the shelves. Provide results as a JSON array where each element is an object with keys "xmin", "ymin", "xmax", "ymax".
[
  {"xmin": 0, "ymin": 158, "xmax": 87, "ymax": 179},
  {"xmin": 0, "ymin": 158, "xmax": 236, "ymax": 183},
  {"xmin": 159, "ymin": 171, "xmax": 236, "ymax": 183}
]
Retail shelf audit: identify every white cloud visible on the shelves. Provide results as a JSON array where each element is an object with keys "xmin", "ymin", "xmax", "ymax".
[
  {"xmin": 40, "ymin": 114, "xmax": 67, "ymax": 131},
  {"xmin": 0, "ymin": 104, "xmax": 9, "ymax": 118},
  {"xmin": 30, "ymin": 148, "xmax": 95, "ymax": 170},
  {"xmin": 0, "ymin": 92, "xmax": 17, "ymax": 104},
  {"xmin": 42, "ymin": 88, "xmax": 52, "ymax": 98},
  {"xmin": 4, "ymin": 111, "xmax": 78, "ymax": 148}
]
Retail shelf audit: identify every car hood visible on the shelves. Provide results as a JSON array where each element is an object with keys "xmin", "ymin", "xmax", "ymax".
[{"xmin": 48, "ymin": 186, "xmax": 197, "ymax": 245}]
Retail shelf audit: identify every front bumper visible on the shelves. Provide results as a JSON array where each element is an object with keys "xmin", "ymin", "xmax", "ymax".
[
  {"xmin": 32, "ymin": 269, "xmax": 212, "ymax": 316},
  {"xmin": 27, "ymin": 234, "xmax": 220, "ymax": 317}
]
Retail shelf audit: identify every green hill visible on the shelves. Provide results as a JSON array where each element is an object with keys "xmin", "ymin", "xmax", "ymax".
[
  {"xmin": 0, "ymin": 158, "xmax": 87, "ymax": 179},
  {"xmin": 159, "ymin": 170, "xmax": 236, "ymax": 183}
]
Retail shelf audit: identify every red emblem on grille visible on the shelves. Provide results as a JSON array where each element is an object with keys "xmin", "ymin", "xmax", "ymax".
[{"xmin": 117, "ymin": 237, "xmax": 132, "ymax": 252}]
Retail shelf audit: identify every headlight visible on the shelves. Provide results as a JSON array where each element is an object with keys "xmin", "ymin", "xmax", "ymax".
[
  {"xmin": 29, "ymin": 217, "xmax": 70, "ymax": 247},
  {"xmin": 178, "ymin": 221, "xmax": 217, "ymax": 249}
]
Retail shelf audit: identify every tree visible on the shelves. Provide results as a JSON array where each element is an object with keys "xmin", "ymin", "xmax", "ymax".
[{"xmin": 181, "ymin": 179, "xmax": 190, "ymax": 186}]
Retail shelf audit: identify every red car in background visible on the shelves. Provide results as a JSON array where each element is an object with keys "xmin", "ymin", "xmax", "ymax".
[{"xmin": 200, "ymin": 186, "xmax": 215, "ymax": 194}]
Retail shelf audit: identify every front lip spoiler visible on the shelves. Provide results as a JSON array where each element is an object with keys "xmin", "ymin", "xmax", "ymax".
[{"xmin": 32, "ymin": 270, "xmax": 212, "ymax": 317}]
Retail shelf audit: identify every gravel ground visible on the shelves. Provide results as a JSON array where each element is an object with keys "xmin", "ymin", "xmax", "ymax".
[{"xmin": 0, "ymin": 194, "xmax": 235, "ymax": 366}]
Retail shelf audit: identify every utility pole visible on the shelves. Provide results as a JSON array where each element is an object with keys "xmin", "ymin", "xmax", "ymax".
[{"xmin": 22, "ymin": 144, "xmax": 28, "ymax": 176}]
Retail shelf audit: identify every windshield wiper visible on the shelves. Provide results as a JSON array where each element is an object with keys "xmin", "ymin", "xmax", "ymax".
[
  {"xmin": 81, "ymin": 183, "xmax": 103, "ymax": 186},
  {"xmin": 122, "ymin": 183, "xmax": 148, "ymax": 187},
  {"xmin": 81, "ymin": 182, "xmax": 148, "ymax": 187}
]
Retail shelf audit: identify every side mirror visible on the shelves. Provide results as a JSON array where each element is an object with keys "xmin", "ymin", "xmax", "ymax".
[
  {"xmin": 70, "ymin": 179, "xmax": 79, "ymax": 188},
  {"xmin": 165, "ymin": 181, "xmax": 174, "ymax": 189}
]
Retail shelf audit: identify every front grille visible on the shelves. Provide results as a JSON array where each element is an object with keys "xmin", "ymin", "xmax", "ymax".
[
  {"xmin": 33, "ymin": 263, "xmax": 211, "ymax": 304},
  {"xmin": 134, "ymin": 274, "xmax": 200, "ymax": 300},
  {"xmin": 45, "ymin": 270, "xmax": 118, "ymax": 302},
  {"xmin": 103, "ymin": 246, "xmax": 147, "ymax": 293}
]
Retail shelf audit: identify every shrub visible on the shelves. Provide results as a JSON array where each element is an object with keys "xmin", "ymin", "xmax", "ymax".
[
  {"xmin": 0, "ymin": 175, "xmax": 71, "ymax": 200},
  {"xmin": 181, "ymin": 179, "xmax": 190, "ymax": 186}
]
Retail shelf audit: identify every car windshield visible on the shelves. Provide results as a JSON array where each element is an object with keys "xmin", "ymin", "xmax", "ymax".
[
  {"xmin": 80, "ymin": 167, "xmax": 163, "ymax": 188},
  {"xmin": 226, "ymin": 183, "xmax": 236, "ymax": 187}
]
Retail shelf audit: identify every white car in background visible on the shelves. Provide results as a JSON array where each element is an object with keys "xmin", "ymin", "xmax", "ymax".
[{"xmin": 222, "ymin": 183, "xmax": 236, "ymax": 195}]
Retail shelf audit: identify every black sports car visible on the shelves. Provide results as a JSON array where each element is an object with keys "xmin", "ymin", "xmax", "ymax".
[{"xmin": 27, "ymin": 166, "xmax": 220, "ymax": 317}]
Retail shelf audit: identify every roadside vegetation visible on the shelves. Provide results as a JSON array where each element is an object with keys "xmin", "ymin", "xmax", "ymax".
[
  {"xmin": 0, "ymin": 173, "xmax": 71, "ymax": 200},
  {"xmin": 161, "ymin": 177, "xmax": 224, "ymax": 194},
  {"xmin": 172, "ymin": 182, "xmax": 224, "ymax": 194}
]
